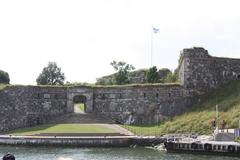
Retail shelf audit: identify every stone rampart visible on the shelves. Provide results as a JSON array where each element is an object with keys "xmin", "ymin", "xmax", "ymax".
[
  {"xmin": 1, "ymin": 47, "xmax": 240, "ymax": 132},
  {"xmin": 93, "ymin": 85, "xmax": 194, "ymax": 124},
  {"xmin": 0, "ymin": 86, "xmax": 68, "ymax": 132},
  {"xmin": 179, "ymin": 47, "xmax": 240, "ymax": 94}
]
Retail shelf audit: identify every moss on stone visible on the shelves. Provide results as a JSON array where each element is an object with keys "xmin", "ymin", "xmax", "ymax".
[{"xmin": 0, "ymin": 82, "xmax": 181, "ymax": 91}]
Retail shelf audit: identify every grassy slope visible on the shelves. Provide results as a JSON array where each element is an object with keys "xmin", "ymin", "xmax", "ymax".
[
  {"xmin": 6, "ymin": 124, "xmax": 116, "ymax": 136},
  {"xmin": 0, "ymin": 83, "xmax": 8, "ymax": 90},
  {"xmin": 124, "ymin": 80, "xmax": 240, "ymax": 136}
]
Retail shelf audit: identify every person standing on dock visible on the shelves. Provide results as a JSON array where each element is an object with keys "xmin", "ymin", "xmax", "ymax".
[
  {"xmin": 211, "ymin": 118, "xmax": 216, "ymax": 131},
  {"xmin": 221, "ymin": 119, "xmax": 226, "ymax": 132}
]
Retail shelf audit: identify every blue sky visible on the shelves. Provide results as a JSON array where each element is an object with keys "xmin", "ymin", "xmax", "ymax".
[{"xmin": 0, "ymin": 0, "xmax": 240, "ymax": 84}]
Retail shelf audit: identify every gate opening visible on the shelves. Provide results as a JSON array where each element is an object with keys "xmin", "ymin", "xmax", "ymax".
[{"xmin": 73, "ymin": 95, "xmax": 87, "ymax": 114}]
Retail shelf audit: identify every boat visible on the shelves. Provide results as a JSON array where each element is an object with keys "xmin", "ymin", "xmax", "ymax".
[{"xmin": 164, "ymin": 139, "xmax": 240, "ymax": 156}]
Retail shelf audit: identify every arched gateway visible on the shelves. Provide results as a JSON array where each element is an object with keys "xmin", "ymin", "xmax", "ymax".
[
  {"xmin": 67, "ymin": 87, "xmax": 93, "ymax": 113},
  {"xmin": 73, "ymin": 95, "xmax": 87, "ymax": 113}
]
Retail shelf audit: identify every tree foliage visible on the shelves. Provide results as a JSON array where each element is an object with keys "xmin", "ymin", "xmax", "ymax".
[
  {"xmin": 164, "ymin": 70, "xmax": 178, "ymax": 83},
  {"xmin": 145, "ymin": 66, "xmax": 160, "ymax": 83},
  {"xmin": 0, "ymin": 70, "xmax": 10, "ymax": 84},
  {"xmin": 110, "ymin": 61, "xmax": 135, "ymax": 85},
  {"xmin": 158, "ymin": 68, "xmax": 171, "ymax": 80},
  {"xmin": 95, "ymin": 76, "xmax": 114, "ymax": 85},
  {"xmin": 36, "ymin": 62, "xmax": 65, "ymax": 85}
]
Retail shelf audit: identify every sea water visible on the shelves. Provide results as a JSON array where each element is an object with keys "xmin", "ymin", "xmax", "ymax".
[{"xmin": 0, "ymin": 145, "xmax": 238, "ymax": 160}]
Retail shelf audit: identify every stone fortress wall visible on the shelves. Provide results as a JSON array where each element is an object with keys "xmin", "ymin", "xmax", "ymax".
[
  {"xmin": 1, "ymin": 47, "xmax": 240, "ymax": 132},
  {"xmin": 92, "ymin": 85, "xmax": 193, "ymax": 124},
  {"xmin": 179, "ymin": 47, "xmax": 240, "ymax": 95},
  {"xmin": 0, "ymin": 86, "xmax": 68, "ymax": 132}
]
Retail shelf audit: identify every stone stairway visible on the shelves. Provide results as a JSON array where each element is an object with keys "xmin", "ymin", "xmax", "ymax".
[{"xmin": 48, "ymin": 112, "xmax": 114, "ymax": 124}]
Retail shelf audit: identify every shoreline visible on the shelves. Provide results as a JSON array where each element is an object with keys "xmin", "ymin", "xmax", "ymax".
[{"xmin": 0, "ymin": 135, "xmax": 165, "ymax": 147}]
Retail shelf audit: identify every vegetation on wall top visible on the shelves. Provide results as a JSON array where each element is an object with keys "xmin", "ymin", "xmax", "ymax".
[
  {"xmin": 0, "ymin": 70, "xmax": 10, "ymax": 84},
  {"xmin": 36, "ymin": 62, "xmax": 65, "ymax": 85}
]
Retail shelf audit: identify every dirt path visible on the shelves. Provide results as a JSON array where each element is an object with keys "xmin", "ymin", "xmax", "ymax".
[{"xmin": 98, "ymin": 124, "xmax": 134, "ymax": 136}]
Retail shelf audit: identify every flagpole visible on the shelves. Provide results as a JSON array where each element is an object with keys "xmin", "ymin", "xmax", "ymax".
[
  {"xmin": 216, "ymin": 104, "xmax": 219, "ymax": 132},
  {"xmin": 151, "ymin": 25, "xmax": 153, "ymax": 67}
]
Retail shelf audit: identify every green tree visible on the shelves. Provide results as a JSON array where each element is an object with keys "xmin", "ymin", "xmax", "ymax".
[
  {"xmin": 110, "ymin": 61, "xmax": 135, "ymax": 85},
  {"xmin": 0, "ymin": 70, "xmax": 10, "ymax": 84},
  {"xmin": 96, "ymin": 76, "xmax": 114, "ymax": 85},
  {"xmin": 158, "ymin": 68, "xmax": 171, "ymax": 80},
  {"xmin": 36, "ymin": 62, "xmax": 65, "ymax": 85},
  {"xmin": 145, "ymin": 66, "xmax": 160, "ymax": 83},
  {"xmin": 164, "ymin": 70, "xmax": 178, "ymax": 83}
]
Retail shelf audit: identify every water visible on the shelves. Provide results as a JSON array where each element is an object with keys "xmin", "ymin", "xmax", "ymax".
[{"xmin": 0, "ymin": 146, "xmax": 238, "ymax": 160}]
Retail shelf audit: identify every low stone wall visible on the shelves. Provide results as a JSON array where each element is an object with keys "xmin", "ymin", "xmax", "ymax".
[
  {"xmin": 0, "ymin": 135, "xmax": 134, "ymax": 147},
  {"xmin": 0, "ymin": 135, "xmax": 166, "ymax": 147}
]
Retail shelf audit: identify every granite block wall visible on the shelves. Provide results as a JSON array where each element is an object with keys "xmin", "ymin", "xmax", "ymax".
[{"xmin": 0, "ymin": 86, "xmax": 68, "ymax": 132}]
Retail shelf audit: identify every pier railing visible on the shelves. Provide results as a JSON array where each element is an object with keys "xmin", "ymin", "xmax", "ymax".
[{"xmin": 164, "ymin": 134, "xmax": 198, "ymax": 142}]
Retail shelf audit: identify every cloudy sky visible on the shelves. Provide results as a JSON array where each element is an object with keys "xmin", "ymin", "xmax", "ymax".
[{"xmin": 1, "ymin": 0, "xmax": 240, "ymax": 85}]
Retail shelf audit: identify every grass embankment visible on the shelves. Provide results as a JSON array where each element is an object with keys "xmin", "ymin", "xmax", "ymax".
[
  {"xmin": 0, "ymin": 83, "xmax": 8, "ymax": 90},
  {"xmin": 124, "ymin": 80, "xmax": 240, "ymax": 136},
  {"xmin": 6, "ymin": 124, "xmax": 116, "ymax": 136}
]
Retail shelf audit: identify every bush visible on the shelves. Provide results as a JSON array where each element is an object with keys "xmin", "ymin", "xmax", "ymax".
[
  {"xmin": 145, "ymin": 66, "xmax": 160, "ymax": 83},
  {"xmin": 0, "ymin": 70, "xmax": 10, "ymax": 84}
]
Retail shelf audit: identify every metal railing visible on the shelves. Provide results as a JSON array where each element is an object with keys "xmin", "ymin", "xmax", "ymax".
[{"xmin": 164, "ymin": 134, "xmax": 198, "ymax": 142}]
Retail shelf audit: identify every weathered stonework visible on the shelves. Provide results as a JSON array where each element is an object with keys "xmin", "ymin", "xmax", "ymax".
[
  {"xmin": 93, "ymin": 85, "xmax": 193, "ymax": 124},
  {"xmin": 0, "ymin": 86, "xmax": 68, "ymax": 132},
  {"xmin": 0, "ymin": 47, "xmax": 240, "ymax": 132},
  {"xmin": 179, "ymin": 47, "xmax": 240, "ymax": 94}
]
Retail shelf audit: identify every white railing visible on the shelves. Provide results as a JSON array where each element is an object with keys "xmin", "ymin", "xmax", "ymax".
[{"xmin": 164, "ymin": 134, "xmax": 198, "ymax": 142}]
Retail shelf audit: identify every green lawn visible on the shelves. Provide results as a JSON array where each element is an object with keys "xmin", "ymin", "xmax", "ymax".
[
  {"xmin": 124, "ymin": 80, "xmax": 240, "ymax": 136},
  {"xmin": 6, "ymin": 124, "xmax": 116, "ymax": 136}
]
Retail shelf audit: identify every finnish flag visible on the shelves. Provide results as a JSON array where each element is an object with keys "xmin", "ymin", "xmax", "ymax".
[{"xmin": 152, "ymin": 27, "xmax": 159, "ymax": 33}]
